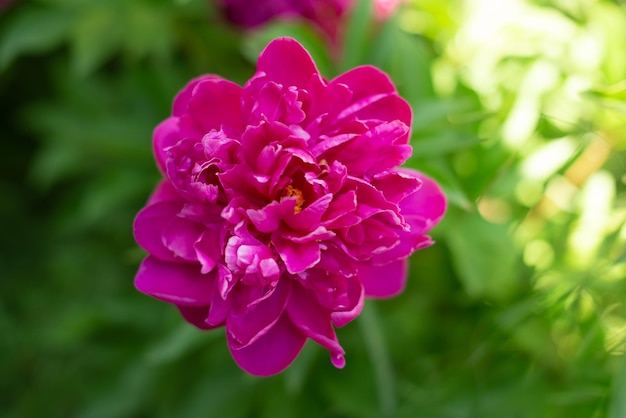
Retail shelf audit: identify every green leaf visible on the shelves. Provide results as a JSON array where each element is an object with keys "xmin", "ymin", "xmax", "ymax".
[
  {"xmin": 0, "ymin": 7, "xmax": 72, "ymax": 70},
  {"xmin": 70, "ymin": 4, "xmax": 124, "ymax": 76},
  {"xmin": 387, "ymin": 30, "xmax": 434, "ymax": 105},
  {"xmin": 412, "ymin": 131, "xmax": 483, "ymax": 157},
  {"xmin": 341, "ymin": 0, "xmax": 374, "ymax": 70},
  {"xmin": 445, "ymin": 212, "xmax": 520, "ymax": 301},
  {"xmin": 609, "ymin": 359, "xmax": 626, "ymax": 418}
]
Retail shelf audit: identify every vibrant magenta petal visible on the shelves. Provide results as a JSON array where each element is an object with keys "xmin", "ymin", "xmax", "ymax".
[
  {"xmin": 399, "ymin": 169, "xmax": 447, "ymax": 232},
  {"xmin": 255, "ymin": 38, "xmax": 318, "ymax": 89},
  {"xmin": 162, "ymin": 216, "xmax": 205, "ymax": 261},
  {"xmin": 359, "ymin": 259, "xmax": 408, "ymax": 298},
  {"xmin": 194, "ymin": 230, "xmax": 223, "ymax": 274},
  {"xmin": 173, "ymin": 75, "xmax": 224, "ymax": 117},
  {"xmin": 133, "ymin": 201, "xmax": 185, "ymax": 263},
  {"xmin": 320, "ymin": 120, "xmax": 412, "ymax": 177},
  {"xmin": 227, "ymin": 280, "xmax": 290, "ymax": 349},
  {"xmin": 330, "ymin": 276, "xmax": 364, "ymax": 327},
  {"xmin": 187, "ymin": 79, "xmax": 244, "ymax": 134},
  {"xmin": 135, "ymin": 256, "xmax": 214, "ymax": 306},
  {"xmin": 153, "ymin": 117, "xmax": 182, "ymax": 174},
  {"xmin": 331, "ymin": 65, "xmax": 397, "ymax": 103},
  {"xmin": 273, "ymin": 234, "xmax": 321, "ymax": 274},
  {"xmin": 147, "ymin": 180, "xmax": 181, "ymax": 205},
  {"xmin": 228, "ymin": 314, "xmax": 307, "ymax": 376},
  {"xmin": 371, "ymin": 171, "xmax": 421, "ymax": 204}
]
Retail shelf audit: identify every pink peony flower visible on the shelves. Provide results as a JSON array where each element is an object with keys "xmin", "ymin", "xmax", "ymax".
[
  {"xmin": 134, "ymin": 37, "xmax": 446, "ymax": 376},
  {"xmin": 216, "ymin": 0, "xmax": 350, "ymax": 42}
]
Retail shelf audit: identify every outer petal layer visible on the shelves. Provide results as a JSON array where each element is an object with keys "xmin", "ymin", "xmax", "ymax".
[
  {"xmin": 359, "ymin": 259, "xmax": 408, "ymax": 298},
  {"xmin": 135, "ymin": 256, "xmax": 214, "ymax": 306},
  {"xmin": 228, "ymin": 314, "xmax": 307, "ymax": 376}
]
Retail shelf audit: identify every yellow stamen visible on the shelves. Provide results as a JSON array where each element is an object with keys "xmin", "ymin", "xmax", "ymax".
[{"xmin": 282, "ymin": 185, "xmax": 305, "ymax": 213}]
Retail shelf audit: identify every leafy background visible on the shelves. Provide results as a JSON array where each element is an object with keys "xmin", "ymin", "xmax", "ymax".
[{"xmin": 2, "ymin": 0, "xmax": 626, "ymax": 417}]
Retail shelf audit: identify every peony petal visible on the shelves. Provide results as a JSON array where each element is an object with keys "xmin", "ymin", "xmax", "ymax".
[
  {"xmin": 255, "ymin": 37, "xmax": 319, "ymax": 89},
  {"xmin": 371, "ymin": 171, "xmax": 421, "ymax": 204},
  {"xmin": 173, "ymin": 75, "xmax": 224, "ymax": 117},
  {"xmin": 146, "ymin": 180, "xmax": 181, "ymax": 205},
  {"xmin": 331, "ymin": 65, "xmax": 397, "ymax": 102},
  {"xmin": 285, "ymin": 193, "xmax": 333, "ymax": 231},
  {"xmin": 194, "ymin": 230, "xmax": 222, "ymax": 274},
  {"xmin": 134, "ymin": 200, "xmax": 186, "ymax": 263},
  {"xmin": 398, "ymin": 169, "xmax": 447, "ymax": 232},
  {"xmin": 287, "ymin": 282, "xmax": 346, "ymax": 368},
  {"xmin": 153, "ymin": 117, "xmax": 182, "ymax": 174},
  {"xmin": 359, "ymin": 259, "xmax": 408, "ymax": 299},
  {"xmin": 273, "ymin": 234, "xmax": 321, "ymax": 274},
  {"xmin": 227, "ymin": 279, "xmax": 290, "ymax": 349},
  {"xmin": 162, "ymin": 216, "xmax": 205, "ymax": 261},
  {"xmin": 320, "ymin": 120, "xmax": 412, "ymax": 177},
  {"xmin": 187, "ymin": 78, "xmax": 244, "ymax": 134},
  {"xmin": 247, "ymin": 199, "xmax": 296, "ymax": 233},
  {"xmin": 228, "ymin": 314, "xmax": 307, "ymax": 376},
  {"xmin": 330, "ymin": 276, "xmax": 364, "ymax": 327},
  {"xmin": 135, "ymin": 256, "xmax": 214, "ymax": 306}
]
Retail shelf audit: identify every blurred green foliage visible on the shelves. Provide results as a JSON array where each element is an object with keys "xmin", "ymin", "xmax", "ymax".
[{"xmin": 2, "ymin": 0, "xmax": 626, "ymax": 417}]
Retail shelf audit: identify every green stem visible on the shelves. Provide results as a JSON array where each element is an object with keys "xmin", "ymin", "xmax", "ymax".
[{"xmin": 358, "ymin": 302, "xmax": 397, "ymax": 417}]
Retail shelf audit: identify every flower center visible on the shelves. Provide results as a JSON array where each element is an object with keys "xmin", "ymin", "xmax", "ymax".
[{"xmin": 281, "ymin": 184, "xmax": 305, "ymax": 213}]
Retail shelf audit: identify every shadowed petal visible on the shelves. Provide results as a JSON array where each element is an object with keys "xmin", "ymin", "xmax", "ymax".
[
  {"xmin": 228, "ymin": 314, "xmax": 307, "ymax": 376},
  {"xmin": 177, "ymin": 305, "xmax": 219, "ymax": 330},
  {"xmin": 359, "ymin": 259, "xmax": 408, "ymax": 298},
  {"xmin": 227, "ymin": 279, "xmax": 290, "ymax": 349},
  {"xmin": 330, "ymin": 276, "xmax": 364, "ymax": 327},
  {"xmin": 147, "ymin": 180, "xmax": 181, "ymax": 205},
  {"xmin": 287, "ymin": 282, "xmax": 346, "ymax": 368},
  {"xmin": 135, "ymin": 256, "xmax": 214, "ymax": 306},
  {"xmin": 273, "ymin": 235, "xmax": 321, "ymax": 274},
  {"xmin": 153, "ymin": 117, "xmax": 182, "ymax": 174},
  {"xmin": 163, "ymin": 216, "xmax": 205, "ymax": 261},
  {"xmin": 134, "ymin": 200, "xmax": 185, "ymax": 263}
]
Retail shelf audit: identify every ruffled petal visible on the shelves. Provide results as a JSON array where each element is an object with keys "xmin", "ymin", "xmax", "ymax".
[
  {"xmin": 359, "ymin": 259, "xmax": 408, "ymax": 299},
  {"xmin": 228, "ymin": 314, "xmax": 307, "ymax": 376},
  {"xmin": 135, "ymin": 256, "xmax": 214, "ymax": 306}
]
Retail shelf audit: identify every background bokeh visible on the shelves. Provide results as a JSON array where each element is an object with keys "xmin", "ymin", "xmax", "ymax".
[{"xmin": 2, "ymin": 0, "xmax": 626, "ymax": 417}]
